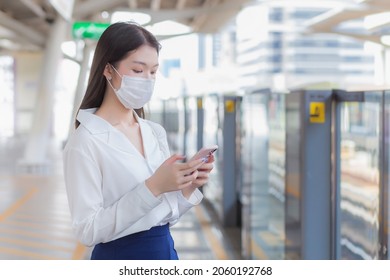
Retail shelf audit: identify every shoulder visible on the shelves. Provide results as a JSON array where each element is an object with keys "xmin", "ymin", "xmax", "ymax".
[
  {"xmin": 142, "ymin": 119, "xmax": 167, "ymax": 138},
  {"xmin": 142, "ymin": 119, "xmax": 170, "ymax": 157},
  {"xmin": 63, "ymin": 125, "xmax": 100, "ymax": 156}
]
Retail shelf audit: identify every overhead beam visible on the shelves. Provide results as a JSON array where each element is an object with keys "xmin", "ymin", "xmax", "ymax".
[
  {"xmin": 73, "ymin": 0, "xmax": 125, "ymax": 18},
  {"xmin": 117, "ymin": 0, "xmax": 252, "ymax": 33},
  {"xmin": 0, "ymin": 34, "xmax": 40, "ymax": 51},
  {"xmin": 20, "ymin": 0, "xmax": 46, "ymax": 18},
  {"xmin": 129, "ymin": 1, "xmax": 249, "ymax": 20},
  {"xmin": 364, "ymin": 12, "xmax": 390, "ymax": 31},
  {"xmin": 176, "ymin": 0, "xmax": 187, "ymax": 10},
  {"xmin": 0, "ymin": 10, "xmax": 45, "ymax": 47},
  {"xmin": 365, "ymin": 0, "xmax": 390, "ymax": 9},
  {"xmin": 191, "ymin": 0, "xmax": 219, "ymax": 32},
  {"xmin": 334, "ymin": 31, "xmax": 382, "ymax": 45},
  {"xmin": 305, "ymin": 7, "xmax": 381, "ymax": 33},
  {"xmin": 117, "ymin": 7, "xmax": 202, "ymax": 23},
  {"xmin": 191, "ymin": 0, "xmax": 252, "ymax": 33},
  {"xmin": 151, "ymin": 0, "xmax": 161, "ymax": 11},
  {"xmin": 128, "ymin": 0, "xmax": 137, "ymax": 9}
]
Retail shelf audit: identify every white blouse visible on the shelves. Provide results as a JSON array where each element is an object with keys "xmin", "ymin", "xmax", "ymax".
[{"xmin": 63, "ymin": 108, "xmax": 203, "ymax": 247}]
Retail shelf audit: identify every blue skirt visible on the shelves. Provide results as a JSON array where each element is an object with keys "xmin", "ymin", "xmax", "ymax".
[{"xmin": 90, "ymin": 224, "xmax": 178, "ymax": 260}]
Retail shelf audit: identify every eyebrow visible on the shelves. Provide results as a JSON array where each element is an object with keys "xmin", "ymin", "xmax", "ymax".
[{"xmin": 132, "ymin": 60, "xmax": 159, "ymax": 68}]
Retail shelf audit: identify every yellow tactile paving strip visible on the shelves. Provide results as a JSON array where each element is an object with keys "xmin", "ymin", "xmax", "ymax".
[
  {"xmin": 0, "ymin": 175, "xmax": 87, "ymax": 260},
  {"xmin": 194, "ymin": 205, "xmax": 229, "ymax": 260},
  {"xmin": 0, "ymin": 187, "xmax": 38, "ymax": 222}
]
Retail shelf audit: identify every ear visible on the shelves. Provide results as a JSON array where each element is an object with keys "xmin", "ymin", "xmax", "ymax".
[{"xmin": 103, "ymin": 64, "xmax": 113, "ymax": 80}]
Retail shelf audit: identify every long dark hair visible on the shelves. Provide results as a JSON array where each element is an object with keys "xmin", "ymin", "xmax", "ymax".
[{"xmin": 75, "ymin": 21, "xmax": 161, "ymax": 128}]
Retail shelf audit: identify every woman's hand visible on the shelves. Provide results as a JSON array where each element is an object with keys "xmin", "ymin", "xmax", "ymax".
[
  {"xmin": 182, "ymin": 154, "xmax": 215, "ymax": 199},
  {"xmin": 145, "ymin": 154, "xmax": 205, "ymax": 197}
]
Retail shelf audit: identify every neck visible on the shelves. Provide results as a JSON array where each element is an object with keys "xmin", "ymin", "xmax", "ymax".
[{"xmin": 95, "ymin": 88, "xmax": 137, "ymax": 126}]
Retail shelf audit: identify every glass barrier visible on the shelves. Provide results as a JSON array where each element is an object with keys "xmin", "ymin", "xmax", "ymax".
[
  {"xmin": 384, "ymin": 90, "xmax": 390, "ymax": 259},
  {"xmin": 241, "ymin": 90, "xmax": 285, "ymax": 259},
  {"xmin": 285, "ymin": 91, "xmax": 302, "ymax": 259},
  {"xmin": 146, "ymin": 98, "xmax": 164, "ymax": 125},
  {"xmin": 162, "ymin": 98, "xmax": 182, "ymax": 154},
  {"xmin": 339, "ymin": 91, "xmax": 381, "ymax": 259},
  {"xmin": 267, "ymin": 92, "xmax": 286, "ymax": 259},
  {"xmin": 184, "ymin": 96, "xmax": 198, "ymax": 159},
  {"xmin": 202, "ymin": 94, "xmax": 223, "ymax": 220}
]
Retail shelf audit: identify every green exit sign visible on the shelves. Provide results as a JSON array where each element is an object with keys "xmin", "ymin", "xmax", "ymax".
[{"xmin": 72, "ymin": 22, "xmax": 110, "ymax": 40}]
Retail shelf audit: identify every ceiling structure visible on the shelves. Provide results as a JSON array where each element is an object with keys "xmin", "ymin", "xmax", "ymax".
[
  {"xmin": 304, "ymin": 0, "xmax": 390, "ymax": 45},
  {"xmin": 1, "ymin": 0, "xmax": 390, "ymax": 53},
  {"xmin": 0, "ymin": 0, "xmax": 252, "ymax": 52}
]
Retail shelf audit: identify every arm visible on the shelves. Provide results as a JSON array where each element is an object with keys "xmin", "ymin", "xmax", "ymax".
[{"xmin": 63, "ymin": 148, "xmax": 169, "ymax": 246}]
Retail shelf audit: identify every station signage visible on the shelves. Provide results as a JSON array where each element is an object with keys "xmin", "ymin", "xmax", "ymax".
[{"xmin": 72, "ymin": 22, "xmax": 110, "ymax": 40}]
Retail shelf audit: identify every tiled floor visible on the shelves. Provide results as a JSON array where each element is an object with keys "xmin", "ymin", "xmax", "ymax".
[
  {"xmin": 0, "ymin": 174, "xmax": 83, "ymax": 259},
  {"xmin": 172, "ymin": 201, "xmax": 242, "ymax": 260},
  {"xmin": 0, "ymin": 137, "xmax": 241, "ymax": 260}
]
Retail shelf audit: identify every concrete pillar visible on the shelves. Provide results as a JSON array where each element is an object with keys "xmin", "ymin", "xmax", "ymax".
[
  {"xmin": 375, "ymin": 46, "xmax": 385, "ymax": 85},
  {"xmin": 67, "ymin": 43, "xmax": 93, "ymax": 138},
  {"xmin": 19, "ymin": 17, "xmax": 68, "ymax": 174},
  {"xmin": 384, "ymin": 47, "xmax": 390, "ymax": 86},
  {"xmin": 13, "ymin": 52, "xmax": 43, "ymax": 136}
]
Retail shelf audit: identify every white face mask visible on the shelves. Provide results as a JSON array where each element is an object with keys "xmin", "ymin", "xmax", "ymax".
[{"xmin": 107, "ymin": 65, "xmax": 155, "ymax": 109}]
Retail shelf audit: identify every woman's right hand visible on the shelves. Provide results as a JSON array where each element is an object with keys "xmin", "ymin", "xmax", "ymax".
[{"xmin": 145, "ymin": 154, "xmax": 205, "ymax": 197}]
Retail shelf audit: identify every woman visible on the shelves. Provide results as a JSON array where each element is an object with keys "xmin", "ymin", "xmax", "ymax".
[{"xmin": 63, "ymin": 22, "xmax": 214, "ymax": 260}]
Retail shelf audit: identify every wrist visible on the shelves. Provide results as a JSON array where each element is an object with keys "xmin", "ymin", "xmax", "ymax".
[
  {"xmin": 182, "ymin": 185, "xmax": 196, "ymax": 199},
  {"xmin": 145, "ymin": 177, "xmax": 162, "ymax": 197}
]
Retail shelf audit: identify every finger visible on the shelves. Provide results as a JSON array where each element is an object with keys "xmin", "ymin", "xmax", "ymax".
[
  {"xmin": 179, "ymin": 162, "xmax": 204, "ymax": 177},
  {"xmin": 193, "ymin": 178, "xmax": 208, "ymax": 187},
  {"xmin": 165, "ymin": 154, "xmax": 186, "ymax": 165},
  {"xmin": 197, "ymin": 163, "xmax": 213, "ymax": 171},
  {"xmin": 187, "ymin": 158, "xmax": 205, "ymax": 168},
  {"xmin": 195, "ymin": 171, "xmax": 209, "ymax": 179},
  {"xmin": 205, "ymin": 154, "xmax": 215, "ymax": 163},
  {"xmin": 178, "ymin": 180, "xmax": 193, "ymax": 190},
  {"xmin": 185, "ymin": 170, "xmax": 199, "ymax": 182},
  {"xmin": 178, "ymin": 158, "xmax": 204, "ymax": 171},
  {"xmin": 177, "ymin": 170, "xmax": 198, "ymax": 185},
  {"xmin": 179, "ymin": 170, "xmax": 198, "ymax": 189}
]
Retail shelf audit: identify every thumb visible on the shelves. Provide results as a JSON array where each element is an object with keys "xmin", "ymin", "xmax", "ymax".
[{"xmin": 165, "ymin": 154, "xmax": 186, "ymax": 164}]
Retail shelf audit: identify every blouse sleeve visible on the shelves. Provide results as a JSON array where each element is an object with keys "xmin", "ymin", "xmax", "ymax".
[
  {"xmin": 63, "ymin": 147, "xmax": 170, "ymax": 247},
  {"xmin": 176, "ymin": 188, "xmax": 203, "ymax": 216}
]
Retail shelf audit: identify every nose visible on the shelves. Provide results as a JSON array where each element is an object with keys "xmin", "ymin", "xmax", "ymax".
[{"xmin": 144, "ymin": 71, "xmax": 154, "ymax": 80}]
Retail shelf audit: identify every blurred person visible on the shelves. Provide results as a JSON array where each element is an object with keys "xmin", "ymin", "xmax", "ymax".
[{"xmin": 63, "ymin": 22, "xmax": 214, "ymax": 260}]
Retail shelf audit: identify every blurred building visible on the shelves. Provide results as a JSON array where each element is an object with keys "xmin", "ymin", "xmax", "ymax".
[{"xmin": 207, "ymin": 0, "xmax": 377, "ymax": 91}]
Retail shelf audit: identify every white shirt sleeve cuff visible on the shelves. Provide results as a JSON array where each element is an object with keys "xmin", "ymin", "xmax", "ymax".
[
  {"xmin": 135, "ymin": 181, "xmax": 163, "ymax": 208},
  {"xmin": 178, "ymin": 188, "xmax": 203, "ymax": 207}
]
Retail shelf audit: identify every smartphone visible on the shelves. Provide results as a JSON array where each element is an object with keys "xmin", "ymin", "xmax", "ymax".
[{"xmin": 190, "ymin": 145, "xmax": 218, "ymax": 163}]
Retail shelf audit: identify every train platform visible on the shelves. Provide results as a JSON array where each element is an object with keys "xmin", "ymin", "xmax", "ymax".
[{"xmin": 2, "ymin": 0, "xmax": 390, "ymax": 263}]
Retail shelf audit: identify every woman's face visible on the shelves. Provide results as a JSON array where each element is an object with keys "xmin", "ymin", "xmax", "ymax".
[{"xmin": 109, "ymin": 44, "xmax": 159, "ymax": 87}]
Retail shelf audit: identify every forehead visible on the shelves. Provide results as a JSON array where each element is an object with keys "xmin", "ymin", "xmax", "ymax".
[{"xmin": 121, "ymin": 44, "xmax": 159, "ymax": 67}]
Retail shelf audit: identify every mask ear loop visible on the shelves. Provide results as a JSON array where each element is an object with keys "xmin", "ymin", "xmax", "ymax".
[
  {"xmin": 106, "ymin": 63, "xmax": 121, "ymax": 92},
  {"xmin": 109, "ymin": 63, "xmax": 122, "ymax": 78},
  {"xmin": 106, "ymin": 76, "xmax": 117, "ymax": 92}
]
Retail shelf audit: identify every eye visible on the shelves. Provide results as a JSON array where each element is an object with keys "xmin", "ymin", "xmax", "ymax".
[{"xmin": 133, "ymin": 69, "xmax": 142, "ymax": 74}]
